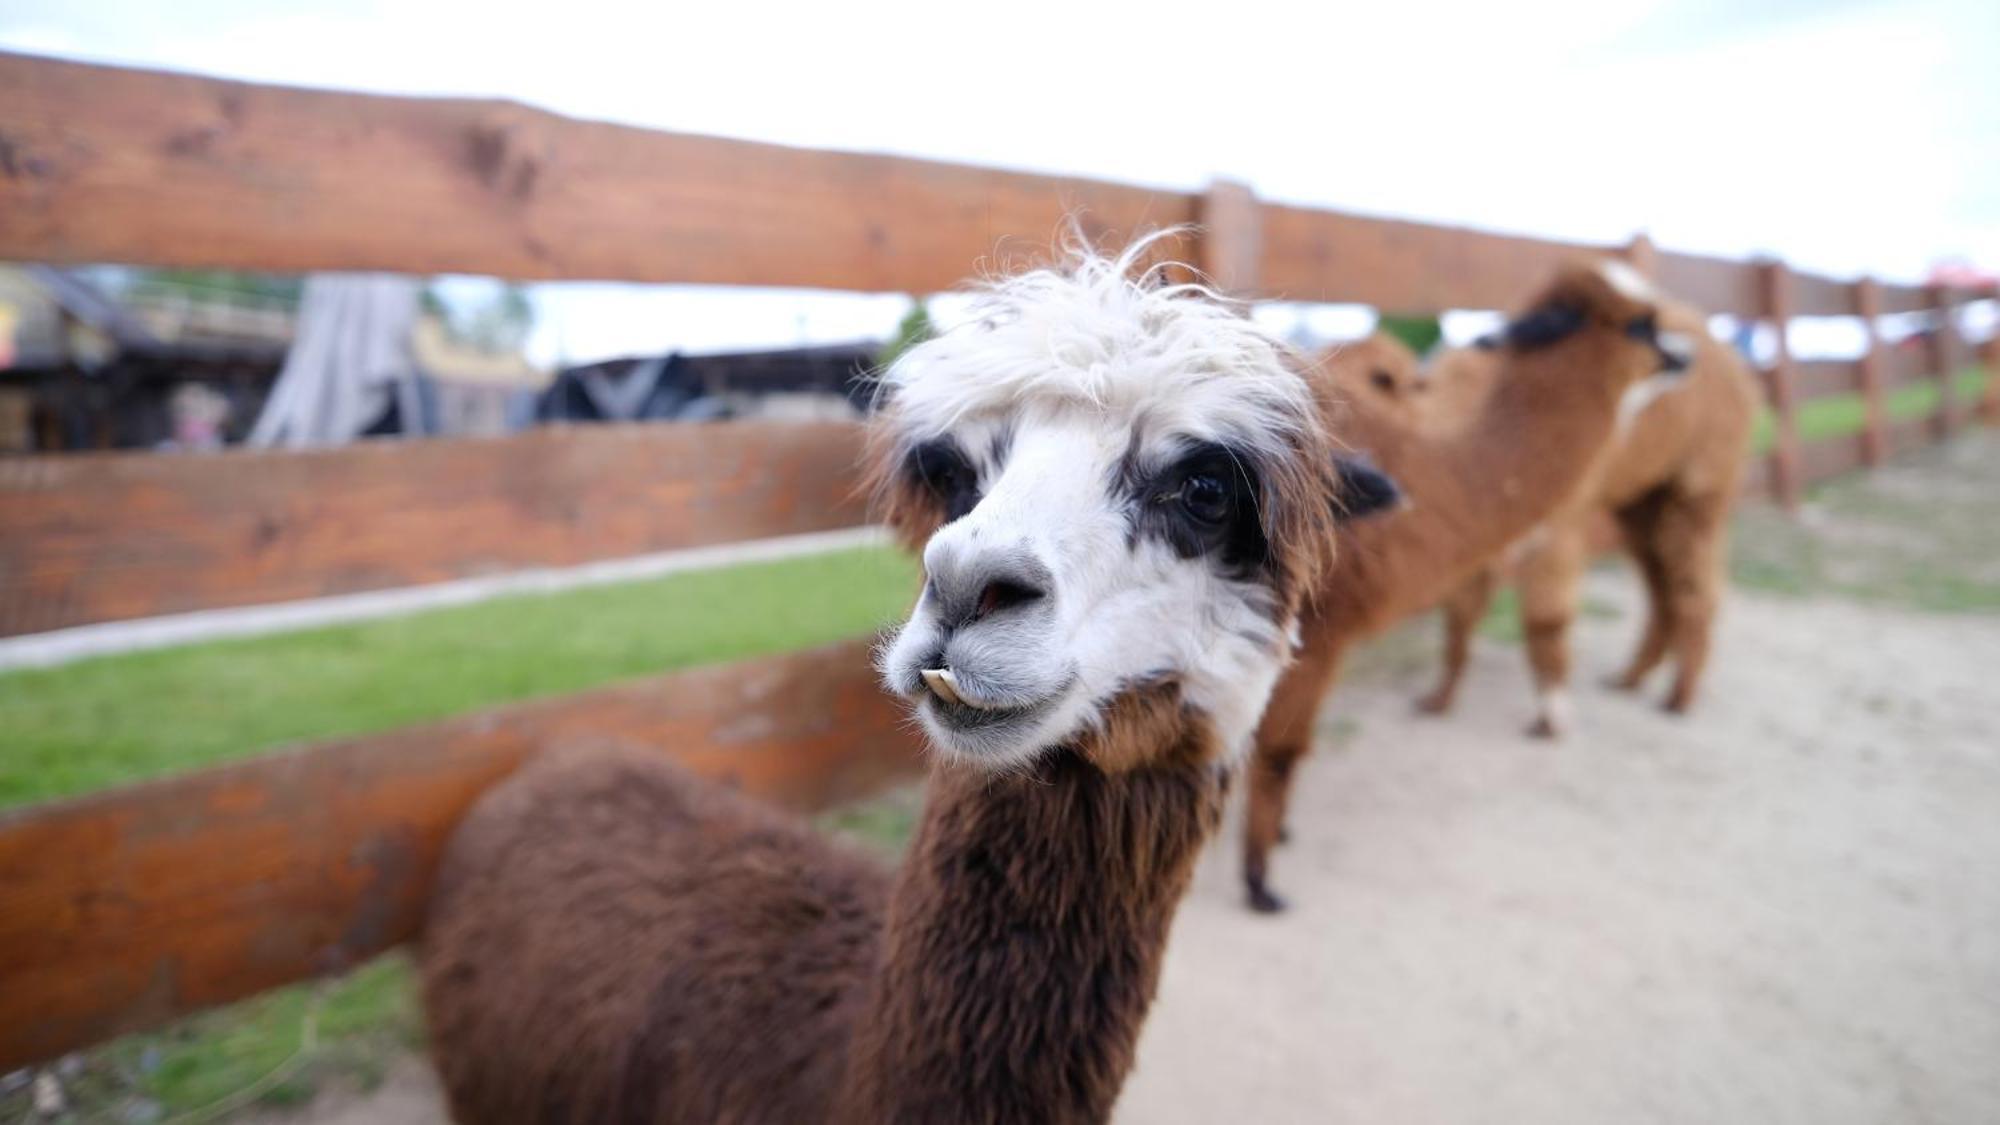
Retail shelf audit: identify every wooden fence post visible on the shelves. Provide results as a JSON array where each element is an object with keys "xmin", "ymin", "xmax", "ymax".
[
  {"xmin": 1195, "ymin": 179, "xmax": 1263, "ymax": 298},
  {"xmin": 1854, "ymin": 277, "xmax": 1889, "ymax": 467},
  {"xmin": 1928, "ymin": 284, "xmax": 1962, "ymax": 438},
  {"xmin": 1983, "ymin": 325, "xmax": 2000, "ymax": 425},
  {"xmin": 1757, "ymin": 259, "xmax": 1804, "ymax": 509}
]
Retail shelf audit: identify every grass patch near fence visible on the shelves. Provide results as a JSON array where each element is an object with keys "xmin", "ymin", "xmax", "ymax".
[
  {"xmin": 1750, "ymin": 368, "xmax": 1989, "ymax": 452},
  {"xmin": 0, "ymin": 544, "xmax": 918, "ymax": 810}
]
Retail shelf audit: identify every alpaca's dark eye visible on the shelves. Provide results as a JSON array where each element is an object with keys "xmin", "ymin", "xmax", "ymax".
[
  {"xmin": 1181, "ymin": 473, "xmax": 1230, "ymax": 524},
  {"xmin": 910, "ymin": 440, "xmax": 980, "ymax": 521},
  {"xmin": 1370, "ymin": 369, "xmax": 1397, "ymax": 393}
]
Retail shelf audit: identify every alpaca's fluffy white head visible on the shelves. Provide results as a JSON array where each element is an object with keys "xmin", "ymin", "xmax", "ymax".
[{"xmin": 872, "ymin": 235, "xmax": 1356, "ymax": 772}]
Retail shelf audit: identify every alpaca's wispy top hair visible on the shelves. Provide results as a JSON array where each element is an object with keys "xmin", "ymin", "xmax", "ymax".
[{"xmin": 876, "ymin": 232, "xmax": 1318, "ymax": 457}]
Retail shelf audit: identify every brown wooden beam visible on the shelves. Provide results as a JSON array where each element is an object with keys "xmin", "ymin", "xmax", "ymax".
[
  {"xmin": 1258, "ymin": 203, "xmax": 1590, "ymax": 312},
  {"xmin": 0, "ymin": 52, "xmax": 1195, "ymax": 292},
  {"xmin": 0, "ymin": 420, "xmax": 871, "ymax": 637},
  {"xmin": 1855, "ymin": 277, "xmax": 1889, "ymax": 466},
  {"xmin": 1928, "ymin": 285, "xmax": 1963, "ymax": 438},
  {"xmin": 1757, "ymin": 260, "xmax": 1804, "ymax": 509}
]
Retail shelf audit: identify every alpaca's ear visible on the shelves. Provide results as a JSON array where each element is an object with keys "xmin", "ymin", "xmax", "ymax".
[
  {"xmin": 1332, "ymin": 454, "xmax": 1403, "ymax": 521},
  {"xmin": 1503, "ymin": 303, "xmax": 1586, "ymax": 349}
]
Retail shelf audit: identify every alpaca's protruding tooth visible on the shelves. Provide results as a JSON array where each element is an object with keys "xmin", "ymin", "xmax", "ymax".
[
  {"xmin": 920, "ymin": 668, "xmax": 964, "ymax": 706},
  {"xmin": 937, "ymin": 669, "xmax": 990, "ymax": 710}
]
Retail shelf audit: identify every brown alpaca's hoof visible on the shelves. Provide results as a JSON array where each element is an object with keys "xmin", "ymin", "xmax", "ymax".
[
  {"xmin": 1604, "ymin": 672, "xmax": 1644, "ymax": 693},
  {"xmin": 1276, "ymin": 824, "xmax": 1291, "ymax": 845},
  {"xmin": 1660, "ymin": 696, "xmax": 1692, "ymax": 716},
  {"xmin": 1246, "ymin": 880, "xmax": 1288, "ymax": 914},
  {"xmin": 1413, "ymin": 690, "xmax": 1452, "ymax": 716},
  {"xmin": 1525, "ymin": 716, "xmax": 1563, "ymax": 740}
]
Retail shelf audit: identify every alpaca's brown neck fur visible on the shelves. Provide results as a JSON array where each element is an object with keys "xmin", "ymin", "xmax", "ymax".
[
  {"xmin": 837, "ymin": 688, "xmax": 1226, "ymax": 1124},
  {"xmin": 1320, "ymin": 337, "xmax": 1632, "ymax": 633}
]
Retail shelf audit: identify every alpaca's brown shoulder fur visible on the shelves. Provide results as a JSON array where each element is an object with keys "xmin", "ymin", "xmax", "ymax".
[{"xmin": 421, "ymin": 747, "xmax": 890, "ymax": 1124}]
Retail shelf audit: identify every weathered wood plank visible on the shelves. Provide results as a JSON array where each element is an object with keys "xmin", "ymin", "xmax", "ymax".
[
  {"xmin": 1258, "ymin": 204, "xmax": 1587, "ymax": 311},
  {"xmin": 1882, "ymin": 343, "xmax": 1935, "ymax": 388},
  {"xmin": 0, "ymin": 52, "xmax": 1195, "ymax": 291},
  {"xmin": 1787, "ymin": 270, "xmax": 1855, "ymax": 318},
  {"xmin": 0, "ymin": 421, "xmax": 871, "ymax": 637},
  {"xmin": 0, "ymin": 638, "xmax": 924, "ymax": 1070},
  {"xmin": 1878, "ymin": 284, "xmax": 1939, "ymax": 315},
  {"xmin": 1855, "ymin": 278, "xmax": 1889, "ymax": 466},
  {"xmin": 1791, "ymin": 359, "xmax": 1863, "ymax": 402},
  {"xmin": 1654, "ymin": 251, "xmax": 1762, "ymax": 317}
]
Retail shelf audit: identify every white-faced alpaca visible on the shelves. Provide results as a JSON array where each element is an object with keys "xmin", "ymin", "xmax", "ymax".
[{"xmin": 419, "ymin": 239, "xmax": 1400, "ymax": 1124}]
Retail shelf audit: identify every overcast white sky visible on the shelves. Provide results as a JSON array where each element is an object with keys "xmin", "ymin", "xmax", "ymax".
[{"xmin": 4, "ymin": 0, "xmax": 1996, "ymax": 363}]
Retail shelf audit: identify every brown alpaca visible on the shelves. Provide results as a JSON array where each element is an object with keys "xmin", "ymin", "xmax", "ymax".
[
  {"xmin": 420, "ymin": 239, "xmax": 1400, "ymax": 1123},
  {"xmin": 1323, "ymin": 332, "xmax": 1497, "ymax": 434},
  {"xmin": 1241, "ymin": 260, "xmax": 1694, "ymax": 913},
  {"xmin": 1414, "ymin": 293, "xmax": 1758, "ymax": 733}
]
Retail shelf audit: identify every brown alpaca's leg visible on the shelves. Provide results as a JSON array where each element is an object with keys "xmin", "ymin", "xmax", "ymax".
[
  {"xmin": 1517, "ymin": 524, "xmax": 1590, "ymax": 739},
  {"xmin": 1609, "ymin": 493, "xmax": 1675, "ymax": 691},
  {"xmin": 1243, "ymin": 641, "xmax": 1346, "ymax": 914},
  {"xmin": 1416, "ymin": 568, "xmax": 1498, "ymax": 715},
  {"xmin": 1655, "ymin": 493, "xmax": 1731, "ymax": 714}
]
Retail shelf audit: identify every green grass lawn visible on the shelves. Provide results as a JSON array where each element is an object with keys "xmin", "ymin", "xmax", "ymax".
[{"xmin": 0, "ymin": 545, "xmax": 919, "ymax": 810}]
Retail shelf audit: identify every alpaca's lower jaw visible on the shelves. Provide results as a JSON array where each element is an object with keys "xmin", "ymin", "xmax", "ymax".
[{"xmin": 913, "ymin": 679, "xmax": 1078, "ymax": 764}]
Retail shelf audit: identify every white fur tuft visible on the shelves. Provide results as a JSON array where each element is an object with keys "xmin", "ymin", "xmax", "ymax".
[
  {"xmin": 878, "ymin": 231, "xmax": 1318, "ymax": 466},
  {"xmin": 1598, "ymin": 258, "xmax": 1658, "ymax": 303}
]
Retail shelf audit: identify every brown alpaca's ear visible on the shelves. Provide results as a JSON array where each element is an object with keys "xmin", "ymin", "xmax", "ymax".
[{"xmin": 1332, "ymin": 454, "xmax": 1403, "ymax": 521}]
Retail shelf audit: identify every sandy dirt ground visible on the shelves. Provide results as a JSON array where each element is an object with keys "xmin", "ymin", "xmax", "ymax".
[
  {"xmin": 1116, "ymin": 574, "xmax": 2000, "ymax": 1124},
  {"xmin": 263, "ymin": 570, "xmax": 2000, "ymax": 1125}
]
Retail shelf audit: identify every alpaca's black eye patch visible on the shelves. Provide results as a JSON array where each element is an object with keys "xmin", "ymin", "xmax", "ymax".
[
  {"xmin": 1504, "ymin": 301, "xmax": 1586, "ymax": 349},
  {"xmin": 907, "ymin": 439, "xmax": 980, "ymax": 522},
  {"xmin": 1123, "ymin": 441, "xmax": 1269, "ymax": 579}
]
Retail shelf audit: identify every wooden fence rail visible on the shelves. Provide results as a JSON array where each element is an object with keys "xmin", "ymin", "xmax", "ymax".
[
  {"xmin": 0, "ymin": 49, "xmax": 1996, "ymax": 1070},
  {"xmin": 0, "ymin": 420, "xmax": 870, "ymax": 637}
]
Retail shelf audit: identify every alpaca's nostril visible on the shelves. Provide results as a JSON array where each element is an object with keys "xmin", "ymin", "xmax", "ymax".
[{"xmin": 973, "ymin": 579, "xmax": 1044, "ymax": 621}]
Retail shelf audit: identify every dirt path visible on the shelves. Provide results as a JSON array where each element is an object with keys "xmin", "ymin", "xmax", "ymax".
[{"xmin": 1116, "ymin": 574, "xmax": 2000, "ymax": 1124}]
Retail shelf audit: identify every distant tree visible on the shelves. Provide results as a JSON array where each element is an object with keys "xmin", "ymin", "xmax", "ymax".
[
  {"xmin": 1376, "ymin": 312, "xmax": 1443, "ymax": 357},
  {"xmin": 425, "ymin": 281, "xmax": 534, "ymax": 351},
  {"xmin": 127, "ymin": 269, "xmax": 304, "ymax": 307},
  {"xmin": 878, "ymin": 299, "xmax": 935, "ymax": 368}
]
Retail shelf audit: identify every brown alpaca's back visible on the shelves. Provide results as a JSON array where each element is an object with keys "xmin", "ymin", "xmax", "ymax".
[{"xmin": 421, "ymin": 748, "xmax": 890, "ymax": 1124}]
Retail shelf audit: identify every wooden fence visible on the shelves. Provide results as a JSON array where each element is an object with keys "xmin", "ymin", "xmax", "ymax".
[{"xmin": 0, "ymin": 50, "xmax": 1994, "ymax": 1070}]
